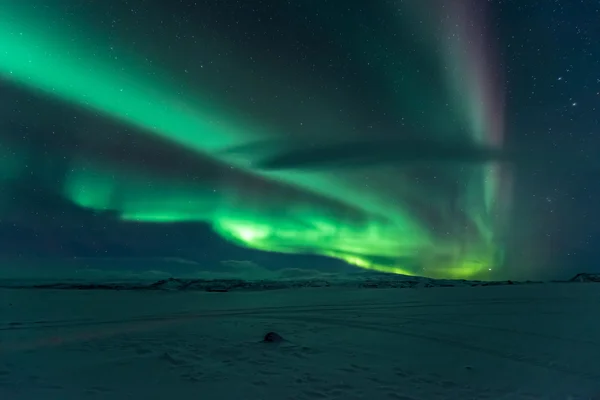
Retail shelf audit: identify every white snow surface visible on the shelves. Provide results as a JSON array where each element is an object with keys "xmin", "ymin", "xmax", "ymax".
[{"xmin": 1, "ymin": 282, "xmax": 600, "ymax": 399}]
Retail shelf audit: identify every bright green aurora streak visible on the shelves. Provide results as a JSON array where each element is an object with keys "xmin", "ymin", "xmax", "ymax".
[{"xmin": 0, "ymin": 2, "xmax": 510, "ymax": 279}]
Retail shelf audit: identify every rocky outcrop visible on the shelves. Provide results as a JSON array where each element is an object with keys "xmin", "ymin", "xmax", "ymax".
[{"xmin": 569, "ymin": 273, "xmax": 600, "ymax": 283}]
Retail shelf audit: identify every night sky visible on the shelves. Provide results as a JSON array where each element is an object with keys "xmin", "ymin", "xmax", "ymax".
[{"xmin": 0, "ymin": 0, "xmax": 598, "ymax": 281}]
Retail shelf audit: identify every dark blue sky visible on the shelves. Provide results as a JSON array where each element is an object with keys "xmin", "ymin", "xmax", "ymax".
[{"xmin": 497, "ymin": 1, "xmax": 600, "ymax": 277}]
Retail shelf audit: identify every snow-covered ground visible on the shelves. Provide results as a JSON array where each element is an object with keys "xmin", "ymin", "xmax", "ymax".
[{"xmin": 1, "ymin": 282, "xmax": 600, "ymax": 399}]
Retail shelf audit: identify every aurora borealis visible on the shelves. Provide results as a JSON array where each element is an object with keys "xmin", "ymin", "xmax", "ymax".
[{"xmin": 0, "ymin": 0, "xmax": 526, "ymax": 279}]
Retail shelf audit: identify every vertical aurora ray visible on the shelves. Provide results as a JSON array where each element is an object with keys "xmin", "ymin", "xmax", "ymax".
[
  {"xmin": 439, "ymin": 0, "xmax": 513, "ymax": 269},
  {"xmin": 400, "ymin": 0, "xmax": 512, "ymax": 273}
]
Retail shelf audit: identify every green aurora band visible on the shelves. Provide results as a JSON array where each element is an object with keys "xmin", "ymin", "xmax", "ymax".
[{"xmin": 0, "ymin": 1, "xmax": 511, "ymax": 279}]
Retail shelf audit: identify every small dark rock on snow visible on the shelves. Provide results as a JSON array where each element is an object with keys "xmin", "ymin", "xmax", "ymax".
[{"xmin": 263, "ymin": 331, "xmax": 284, "ymax": 343}]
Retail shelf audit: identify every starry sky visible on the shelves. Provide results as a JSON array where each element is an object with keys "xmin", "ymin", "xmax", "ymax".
[{"xmin": 0, "ymin": 0, "xmax": 598, "ymax": 281}]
